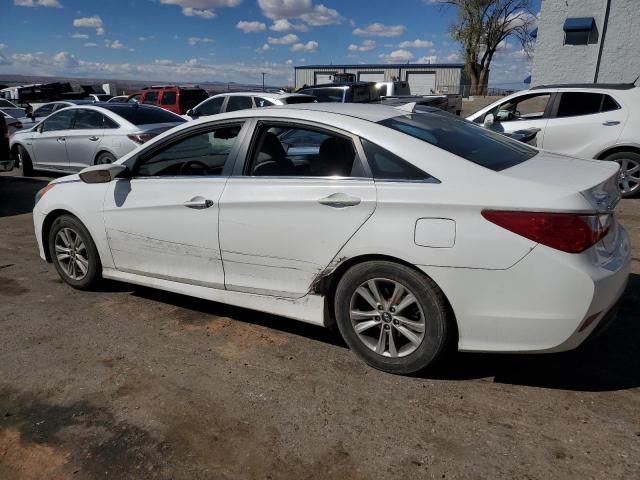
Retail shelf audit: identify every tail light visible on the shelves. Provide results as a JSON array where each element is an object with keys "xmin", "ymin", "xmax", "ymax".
[
  {"xmin": 8, "ymin": 121, "xmax": 22, "ymax": 130},
  {"xmin": 127, "ymin": 133, "xmax": 156, "ymax": 144},
  {"xmin": 482, "ymin": 210, "xmax": 611, "ymax": 253}
]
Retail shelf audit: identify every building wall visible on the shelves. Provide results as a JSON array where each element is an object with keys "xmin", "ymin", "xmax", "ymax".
[
  {"xmin": 294, "ymin": 66, "xmax": 463, "ymax": 92},
  {"xmin": 532, "ymin": 0, "xmax": 640, "ymax": 85}
]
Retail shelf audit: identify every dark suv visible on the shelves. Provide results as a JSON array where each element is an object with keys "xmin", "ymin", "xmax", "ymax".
[
  {"xmin": 297, "ymin": 82, "xmax": 382, "ymax": 103},
  {"xmin": 127, "ymin": 86, "xmax": 209, "ymax": 115}
]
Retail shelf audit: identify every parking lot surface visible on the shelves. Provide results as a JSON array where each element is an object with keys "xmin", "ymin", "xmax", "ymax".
[{"xmin": 1, "ymin": 171, "xmax": 639, "ymax": 479}]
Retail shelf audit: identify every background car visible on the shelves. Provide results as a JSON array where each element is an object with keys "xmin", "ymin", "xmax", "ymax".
[
  {"xmin": 22, "ymin": 100, "xmax": 97, "ymax": 124},
  {"xmin": 106, "ymin": 95, "xmax": 129, "ymax": 103},
  {"xmin": 31, "ymin": 103, "xmax": 629, "ymax": 375},
  {"xmin": 127, "ymin": 85, "xmax": 209, "ymax": 115},
  {"xmin": 1, "ymin": 109, "xmax": 24, "ymax": 136},
  {"xmin": 298, "ymin": 82, "xmax": 381, "ymax": 103},
  {"xmin": 10, "ymin": 103, "xmax": 186, "ymax": 175},
  {"xmin": 86, "ymin": 93, "xmax": 113, "ymax": 102},
  {"xmin": 185, "ymin": 91, "xmax": 316, "ymax": 119},
  {"xmin": 467, "ymin": 83, "xmax": 640, "ymax": 197}
]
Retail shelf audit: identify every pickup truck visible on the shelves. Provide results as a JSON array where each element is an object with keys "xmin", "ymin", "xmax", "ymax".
[{"xmin": 375, "ymin": 81, "xmax": 463, "ymax": 115}]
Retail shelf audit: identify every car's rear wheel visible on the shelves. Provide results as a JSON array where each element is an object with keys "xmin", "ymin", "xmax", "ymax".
[
  {"xmin": 15, "ymin": 145, "xmax": 34, "ymax": 177},
  {"xmin": 95, "ymin": 151, "xmax": 116, "ymax": 165},
  {"xmin": 48, "ymin": 215, "xmax": 101, "ymax": 290},
  {"xmin": 334, "ymin": 261, "xmax": 451, "ymax": 374},
  {"xmin": 604, "ymin": 151, "xmax": 640, "ymax": 198}
]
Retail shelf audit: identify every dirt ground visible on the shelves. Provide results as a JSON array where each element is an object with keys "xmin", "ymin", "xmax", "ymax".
[{"xmin": 0, "ymin": 171, "xmax": 639, "ymax": 480}]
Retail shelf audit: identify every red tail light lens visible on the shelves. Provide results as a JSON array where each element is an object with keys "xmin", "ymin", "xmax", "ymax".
[
  {"xmin": 128, "ymin": 133, "xmax": 156, "ymax": 144},
  {"xmin": 482, "ymin": 210, "xmax": 611, "ymax": 253}
]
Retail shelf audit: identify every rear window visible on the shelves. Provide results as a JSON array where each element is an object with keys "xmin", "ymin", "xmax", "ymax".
[
  {"xmin": 104, "ymin": 106, "xmax": 186, "ymax": 125},
  {"xmin": 379, "ymin": 112, "xmax": 537, "ymax": 171},
  {"xmin": 180, "ymin": 89, "xmax": 209, "ymax": 110},
  {"xmin": 351, "ymin": 85, "xmax": 381, "ymax": 103},
  {"xmin": 302, "ymin": 88, "xmax": 344, "ymax": 102},
  {"xmin": 284, "ymin": 96, "xmax": 316, "ymax": 104}
]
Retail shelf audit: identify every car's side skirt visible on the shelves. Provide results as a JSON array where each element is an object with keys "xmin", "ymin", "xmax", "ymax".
[{"xmin": 102, "ymin": 268, "xmax": 326, "ymax": 326}]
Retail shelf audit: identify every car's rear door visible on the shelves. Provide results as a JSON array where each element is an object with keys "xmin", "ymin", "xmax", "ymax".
[
  {"xmin": 103, "ymin": 121, "xmax": 249, "ymax": 288},
  {"xmin": 539, "ymin": 91, "xmax": 627, "ymax": 157},
  {"xmin": 218, "ymin": 119, "xmax": 376, "ymax": 298}
]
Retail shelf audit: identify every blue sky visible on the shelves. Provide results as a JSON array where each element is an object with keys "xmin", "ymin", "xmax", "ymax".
[{"xmin": 0, "ymin": 0, "xmax": 541, "ymax": 86}]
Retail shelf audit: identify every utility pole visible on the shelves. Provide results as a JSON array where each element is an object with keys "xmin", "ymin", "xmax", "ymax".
[{"xmin": 262, "ymin": 72, "xmax": 266, "ymax": 92}]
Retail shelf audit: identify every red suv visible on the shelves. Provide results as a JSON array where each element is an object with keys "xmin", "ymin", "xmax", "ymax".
[{"xmin": 127, "ymin": 86, "xmax": 209, "ymax": 115}]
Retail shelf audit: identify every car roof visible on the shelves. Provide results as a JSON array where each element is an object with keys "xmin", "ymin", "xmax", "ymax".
[
  {"xmin": 530, "ymin": 82, "xmax": 636, "ymax": 91},
  {"xmin": 213, "ymin": 91, "xmax": 312, "ymax": 99},
  {"xmin": 303, "ymin": 82, "xmax": 375, "ymax": 89}
]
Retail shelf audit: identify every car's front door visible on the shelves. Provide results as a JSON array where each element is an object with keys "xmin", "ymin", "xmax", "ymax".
[
  {"xmin": 31, "ymin": 109, "xmax": 76, "ymax": 171},
  {"xmin": 483, "ymin": 92, "xmax": 555, "ymax": 147},
  {"xmin": 539, "ymin": 91, "xmax": 627, "ymax": 157},
  {"xmin": 103, "ymin": 121, "xmax": 248, "ymax": 288},
  {"xmin": 65, "ymin": 108, "xmax": 108, "ymax": 171},
  {"xmin": 218, "ymin": 120, "xmax": 376, "ymax": 298}
]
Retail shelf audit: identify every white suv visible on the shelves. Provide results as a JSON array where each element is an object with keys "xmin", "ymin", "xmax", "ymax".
[
  {"xmin": 185, "ymin": 91, "xmax": 316, "ymax": 119},
  {"xmin": 467, "ymin": 83, "xmax": 640, "ymax": 197}
]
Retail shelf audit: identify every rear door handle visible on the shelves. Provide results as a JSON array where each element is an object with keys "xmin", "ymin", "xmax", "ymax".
[
  {"xmin": 318, "ymin": 193, "xmax": 361, "ymax": 208},
  {"xmin": 183, "ymin": 196, "xmax": 214, "ymax": 209},
  {"xmin": 603, "ymin": 121, "xmax": 621, "ymax": 126},
  {"xmin": 56, "ymin": 137, "xmax": 66, "ymax": 142},
  {"xmin": 88, "ymin": 136, "xmax": 99, "ymax": 141}
]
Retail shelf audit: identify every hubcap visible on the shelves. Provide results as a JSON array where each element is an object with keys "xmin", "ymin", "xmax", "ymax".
[
  {"xmin": 54, "ymin": 227, "xmax": 88, "ymax": 281},
  {"xmin": 349, "ymin": 278, "xmax": 426, "ymax": 358},
  {"xmin": 616, "ymin": 158, "xmax": 640, "ymax": 195}
]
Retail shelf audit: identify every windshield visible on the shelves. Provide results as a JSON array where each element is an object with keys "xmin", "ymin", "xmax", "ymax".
[
  {"xmin": 379, "ymin": 112, "xmax": 538, "ymax": 171},
  {"xmin": 351, "ymin": 85, "xmax": 381, "ymax": 103},
  {"xmin": 104, "ymin": 105, "xmax": 186, "ymax": 125}
]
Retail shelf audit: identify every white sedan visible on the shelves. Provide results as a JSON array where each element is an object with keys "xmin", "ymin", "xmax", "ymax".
[{"xmin": 32, "ymin": 104, "xmax": 630, "ymax": 374}]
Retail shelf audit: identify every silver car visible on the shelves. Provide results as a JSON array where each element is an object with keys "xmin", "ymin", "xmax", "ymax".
[{"xmin": 10, "ymin": 104, "xmax": 186, "ymax": 175}]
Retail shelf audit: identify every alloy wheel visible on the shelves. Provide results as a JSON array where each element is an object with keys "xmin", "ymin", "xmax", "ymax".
[
  {"xmin": 349, "ymin": 278, "xmax": 426, "ymax": 358},
  {"xmin": 616, "ymin": 158, "xmax": 640, "ymax": 196},
  {"xmin": 54, "ymin": 227, "xmax": 89, "ymax": 281}
]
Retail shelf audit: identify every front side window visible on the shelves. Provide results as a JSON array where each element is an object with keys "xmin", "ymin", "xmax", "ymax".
[
  {"xmin": 380, "ymin": 112, "xmax": 537, "ymax": 171},
  {"xmin": 361, "ymin": 139, "xmax": 434, "ymax": 181},
  {"xmin": 556, "ymin": 92, "xmax": 620, "ymax": 117},
  {"xmin": 33, "ymin": 104, "xmax": 55, "ymax": 118},
  {"xmin": 73, "ymin": 109, "xmax": 107, "ymax": 129},
  {"xmin": 41, "ymin": 110, "xmax": 76, "ymax": 132},
  {"xmin": 142, "ymin": 91, "xmax": 159, "ymax": 105},
  {"xmin": 225, "ymin": 96, "xmax": 253, "ymax": 112},
  {"xmin": 135, "ymin": 124, "xmax": 242, "ymax": 177},
  {"xmin": 490, "ymin": 93, "xmax": 551, "ymax": 122},
  {"xmin": 161, "ymin": 91, "xmax": 177, "ymax": 105},
  {"xmin": 247, "ymin": 123, "xmax": 363, "ymax": 177},
  {"xmin": 197, "ymin": 96, "xmax": 224, "ymax": 116}
]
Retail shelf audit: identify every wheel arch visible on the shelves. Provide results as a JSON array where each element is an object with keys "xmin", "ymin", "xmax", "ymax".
[
  {"xmin": 10, "ymin": 142, "xmax": 29, "ymax": 166},
  {"xmin": 315, "ymin": 253, "xmax": 459, "ymax": 344},
  {"xmin": 41, "ymin": 209, "xmax": 80, "ymax": 262},
  {"xmin": 596, "ymin": 144, "xmax": 640, "ymax": 160},
  {"xmin": 94, "ymin": 149, "xmax": 117, "ymax": 165}
]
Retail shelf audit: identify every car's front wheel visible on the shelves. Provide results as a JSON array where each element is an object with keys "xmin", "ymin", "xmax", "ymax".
[
  {"xmin": 334, "ymin": 261, "xmax": 452, "ymax": 375},
  {"xmin": 605, "ymin": 151, "xmax": 640, "ymax": 198},
  {"xmin": 14, "ymin": 145, "xmax": 34, "ymax": 177},
  {"xmin": 48, "ymin": 215, "xmax": 102, "ymax": 290}
]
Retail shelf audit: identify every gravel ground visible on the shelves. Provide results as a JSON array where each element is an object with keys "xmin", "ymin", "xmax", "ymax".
[{"xmin": 1, "ymin": 171, "xmax": 639, "ymax": 480}]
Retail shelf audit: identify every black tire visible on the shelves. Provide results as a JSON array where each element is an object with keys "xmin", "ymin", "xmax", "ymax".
[
  {"xmin": 48, "ymin": 215, "xmax": 102, "ymax": 290},
  {"xmin": 604, "ymin": 151, "xmax": 640, "ymax": 198},
  {"xmin": 15, "ymin": 145, "xmax": 34, "ymax": 177},
  {"xmin": 334, "ymin": 261, "xmax": 452, "ymax": 375},
  {"xmin": 95, "ymin": 151, "xmax": 116, "ymax": 165}
]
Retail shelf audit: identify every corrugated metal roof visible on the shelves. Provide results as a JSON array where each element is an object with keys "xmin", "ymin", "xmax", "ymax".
[{"xmin": 295, "ymin": 64, "xmax": 464, "ymax": 70}]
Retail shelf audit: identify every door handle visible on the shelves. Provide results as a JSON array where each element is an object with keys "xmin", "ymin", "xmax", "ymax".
[
  {"xmin": 56, "ymin": 137, "xmax": 66, "ymax": 142},
  {"xmin": 318, "ymin": 193, "xmax": 361, "ymax": 208},
  {"xmin": 183, "ymin": 196, "xmax": 214, "ymax": 209},
  {"xmin": 88, "ymin": 136, "xmax": 99, "ymax": 141},
  {"xmin": 603, "ymin": 121, "xmax": 621, "ymax": 126}
]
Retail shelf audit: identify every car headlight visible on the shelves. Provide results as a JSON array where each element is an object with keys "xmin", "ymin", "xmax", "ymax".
[{"xmin": 34, "ymin": 183, "xmax": 56, "ymax": 205}]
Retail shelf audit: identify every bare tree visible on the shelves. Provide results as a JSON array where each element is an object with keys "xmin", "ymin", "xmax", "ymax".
[{"xmin": 442, "ymin": 0, "xmax": 535, "ymax": 95}]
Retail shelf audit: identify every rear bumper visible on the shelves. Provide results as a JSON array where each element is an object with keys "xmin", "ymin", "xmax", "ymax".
[{"xmin": 418, "ymin": 224, "xmax": 631, "ymax": 353}]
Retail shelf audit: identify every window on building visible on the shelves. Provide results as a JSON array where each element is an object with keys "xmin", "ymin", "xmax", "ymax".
[{"xmin": 563, "ymin": 17, "xmax": 595, "ymax": 45}]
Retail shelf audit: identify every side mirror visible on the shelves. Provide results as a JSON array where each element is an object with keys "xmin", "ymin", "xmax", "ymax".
[
  {"xmin": 187, "ymin": 108, "xmax": 199, "ymax": 118},
  {"xmin": 483, "ymin": 113, "xmax": 495, "ymax": 128},
  {"xmin": 79, "ymin": 163, "xmax": 129, "ymax": 184}
]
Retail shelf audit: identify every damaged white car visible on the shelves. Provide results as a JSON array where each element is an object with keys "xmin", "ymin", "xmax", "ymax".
[{"xmin": 32, "ymin": 104, "xmax": 630, "ymax": 374}]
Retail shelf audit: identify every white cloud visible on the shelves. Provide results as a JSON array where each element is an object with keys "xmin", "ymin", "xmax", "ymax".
[
  {"xmin": 353, "ymin": 23, "xmax": 406, "ymax": 37},
  {"xmin": 73, "ymin": 16, "xmax": 105, "ymax": 36},
  {"xmin": 237, "ymin": 21, "xmax": 267, "ymax": 33},
  {"xmin": 270, "ymin": 18, "xmax": 308, "ymax": 32},
  {"xmin": 378, "ymin": 49, "xmax": 413, "ymax": 63},
  {"xmin": 348, "ymin": 39, "xmax": 376, "ymax": 52},
  {"xmin": 188, "ymin": 36, "xmax": 214, "ymax": 46},
  {"xmin": 138, "ymin": 36, "xmax": 155, "ymax": 41},
  {"xmin": 398, "ymin": 39, "xmax": 433, "ymax": 49},
  {"xmin": 158, "ymin": 0, "xmax": 241, "ymax": 19},
  {"xmin": 256, "ymin": 43, "xmax": 271, "ymax": 52},
  {"xmin": 291, "ymin": 41, "xmax": 318, "ymax": 52},
  {"xmin": 84, "ymin": 42, "xmax": 97, "ymax": 47},
  {"xmin": 52, "ymin": 51, "xmax": 78, "ymax": 67},
  {"xmin": 0, "ymin": 44, "xmax": 6, "ymax": 50},
  {"xmin": 417, "ymin": 55, "xmax": 438, "ymax": 63},
  {"xmin": 286, "ymin": 59, "xmax": 293, "ymax": 65},
  {"xmin": 258, "ymin": 0, "xmax": 341, "ymax": 26},
  {"xmin": 108, "ymin": 40, "xmax": 126, "ymax": 49},
  {"xmin": 14, "ymin": 0, "xmax": 62, "ymax": 7},
  {"xmin": 72, "ymin": 33, "xmax": 89, "ymax": 39},
  {"xmin": 268, "ymin": 34, "xmax": 299, "ymax": 45},
  {"xmin": 446, "ymin": 52, "xmax": 461, "ymax": 62}
]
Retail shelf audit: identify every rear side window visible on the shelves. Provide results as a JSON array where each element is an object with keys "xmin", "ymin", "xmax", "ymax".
[
  {"xmin": 380, "ymin": 112, "xmax": 537, "ymax": 171},
  {"xmin": 73, "ymin": 109, "xmax": 106, "ymax": 129},
  {"xmin": 225, "ymin": 96, "xmax": 253, "ymax": 112},
  {"xmin": 556, "ymin": 92, "xmax": 620, "ymax": 117},
  {"xmin": 105, "ymin": 106, "xmax": 186, "ymax": 125},
  {"xmin": 161, "ymin": 91, "xmax": 177, "ymax": 105},
  {"xmin": 142, "ymin": 91, "xmax": 159, "ymax": 105},
  {"xmin": 361, "ymin": 139, "xmax": 434, "ymax": 181}
]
